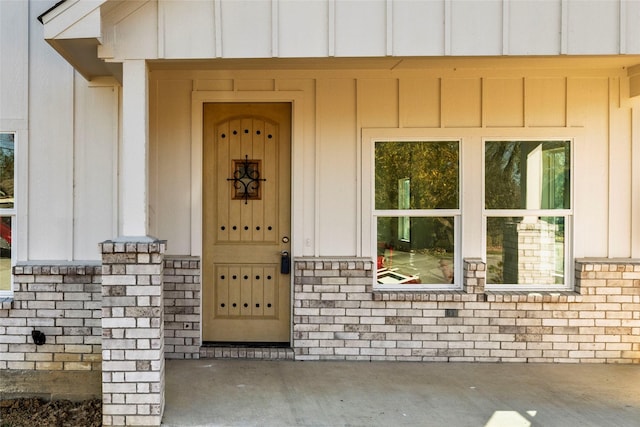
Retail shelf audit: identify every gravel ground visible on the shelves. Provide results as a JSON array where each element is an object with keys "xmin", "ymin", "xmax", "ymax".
[{"xmin": 0, "ymin": 398, "xmax": 101, "ymax": 427}]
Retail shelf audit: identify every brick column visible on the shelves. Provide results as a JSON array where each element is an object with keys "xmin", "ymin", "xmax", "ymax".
[
  {"xmin": 463, "ymin": 258, "xmax": 486, "ymax": 296},
  {"xmin": 100, "ymin": 239, "xmax": 166, "ymax": 426}
]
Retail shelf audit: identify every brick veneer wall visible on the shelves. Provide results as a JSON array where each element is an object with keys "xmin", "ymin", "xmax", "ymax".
[
  {"xmin": 293, "ymin": 257, "xmax": 640, "ymax": 363},
  {"xmin": 0, "ymin": 256, "xmax": 201, "ymax": 371},
  {"xmin": 163, "ymin": 256, "xmax": 200, "ymax": 359},
  {"xmin": 0, "ymin": 263, "xmax": 102, "ymax": 370},
  {"xmin": 2, "ymin": 256, "xmax": 638, "ymax": 368}
]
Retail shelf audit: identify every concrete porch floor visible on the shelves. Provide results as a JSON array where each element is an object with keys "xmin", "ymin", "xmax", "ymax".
[
  {"xmin": 2, "ymin": 360, "xmax": 639, "ymax": 426},
  {"xmin": 162, "ymin": 359, "xmax": 640, "ymax": 427}
]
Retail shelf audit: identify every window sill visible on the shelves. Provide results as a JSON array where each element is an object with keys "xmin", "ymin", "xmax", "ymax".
[
  {"xmin": 0, "ymin": 296, "xmax": 14, "ymax": 309},
  {"xmin": 372, "ymin": 290, "xmax": 477, "ymax": 302},
  {"xmin": 484, "ymin": 291, "xmax": 581, "ymax": 303},
  {"xmin": 372, "ymin": 289, "xmax": 581, "ymax": 303}
]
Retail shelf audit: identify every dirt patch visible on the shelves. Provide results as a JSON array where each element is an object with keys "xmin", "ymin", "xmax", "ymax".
[{"xmin": 0, "ymin": 397, "xmax": 101, "ymax": 427}]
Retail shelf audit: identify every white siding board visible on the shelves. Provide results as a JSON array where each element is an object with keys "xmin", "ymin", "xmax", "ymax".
[
  {"xmin": 358, "ymin": 79, "xmax": 399, "ymax": 129},
  {"xmin": 276, "ymin": 79, "xmax": 317, "ymax": 256},
  {"xmin": 567, "ymin": 77, "xmax": 610, "ymax": 258},
  {"xmin": 334, "ymin": 0, "xmax": 386, "ymax": 57},
  {"xmin": 43, "ymin": 0, "xmax": 640, "ymax": 62},
  {"xmin": 145, "ymin": 66, "xmax": 632, "ymax": 261},
  {"xmin": 112, "ymin": 1, "xmax": 158, "ymax": 60},
  {"xmin": 625, "ymin": 0, "xmax": 640, "ymax": 54},
  {"xmin": 399, "ymin": 78, "xmax": 441, "ymax": 128},
  {"xmin": 608, "ymin": 77, "xmax": 632, "ymax": 257},
  {"xmin": 450, "ymin": 0, "xmax": 502, "ymax": 55},
  {"xmin": 28, "ymin": 5, "xmax": 75, "ymax": 260},
  {"xmin": 235, "ymin": 79, "xmax": 275, "ymax": 91},
  {"xmin": 484, "ymin": 78, "xmax": 524, "ymax": 127},
  {"xmin": 461, "ymin": 135, "xmax": 482, "ymax": 259},
  {"xmin": 73, "ymin": 83, "xmax": 117, "ymax": 260},
  {"xmin": 0, "ymin": 0, "xmax": 28, "ymax": 122},
  {"xmin": 442, "ymin": 78, "xmax": 482, "ymax": 128},
  {"xmin": 154, "ymin": 79, "xmax": 193, "ymax": 255},
  {"xmin": 220, "ymin": 0, "xmax": 272, "ymax": 58},
  {"xmin": 567, "ymin": 0, "xmax": 619, "ymax": 54},
  {"xmin": 508, "ymin": 0, "xmax": 561, "ymax": 55},
  {"xmin": 160, "ymin": 0, "xmax": 215, "ymax": 59},
  {"xmin": 278, "ymin": 0, "xmax": 328, "ymax": 58},
  {"xmin": 392, "ymin": 0, "xmax": 445, "ymax": 56},
  {"xmin": 317, "ymin": 79, "xmax": 357, "ymax": 256},
  {"xmin": 525, "ymin": 78, "xmax": 566, "ymax": 127},
  {"xmin": 632, "ymin": 103, "xmax": 640, "ymax": 257},
  {"xmin": 194, "ymin": 79, "xmax": 234, "ymax": 92}
]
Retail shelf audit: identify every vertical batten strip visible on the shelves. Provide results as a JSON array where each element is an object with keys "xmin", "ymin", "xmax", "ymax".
[
  {"xmin": 632, "ymin": 101, "xmax": 640, "ymax": 257},
  {"xmin": 444, "ymin": 0, "xmax": 452, "ymax": 55},
  {"xmin": 314, "ymin": 80, "xmax": 321, "ymax": 256},
  {"xmin": 355, "ymin": 80, "xmax": 362, "ymax": 257},
  {"xmin": 214, "ymin": 0, "xmax": 222, "ymax": 58},
  {"xmin": 560, "ymin": 0, "xmax": 568, "ymax": 54},
  {"xmin": 620, "ymin": 0, "xmax": 627, "ymax": 54},
  {"xmin": 386, "ymin": 0, "xmax": 393, "ymax": 56},
  {"xmin": 520, "ymin": 77, "xmax": 526, "ymax": 128},
  {"xmin": 480, "ymin": 77, "xmax": 485, "ymax": 128},
  {"xmin": 564, "ymin": 76, "xmax": 568, "ymax": 127},
  {"xmin": 112, "ymin": 86, "xmax": 120, "ymax": 239},
  {"xmin": 328, "ymin": 0, "xmax": 335, "ymax": 56},
  {"xmin": 157, "ymin": 0, "xmax": 165, "ymax": 59},
  {"xmin": 523, "ymin": 77, "xmax": 529, "ymax": 127},
  {"xmin": 272, "ymin": 0, "xmax": 279, "ymax": 57},
  {"xmin": 439, "ymin": 77, "xmax": 444, "ymax": 128},
  {"xmin": 69, "ymin": 72, "xmax": 76, "ymax": 261},
  {"xmin": 502, "ymin": 0, "xmax": 509, "ymax": 55}
]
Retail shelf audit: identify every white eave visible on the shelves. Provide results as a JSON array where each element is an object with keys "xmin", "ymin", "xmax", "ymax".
[{"xmin": 39, "ymin": 0, "xmax": 121, "ymax": 81}]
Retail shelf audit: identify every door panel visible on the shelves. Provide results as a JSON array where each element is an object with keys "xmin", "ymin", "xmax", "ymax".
[{"xmin": 203, "ymin": 103, "xmax": 291, "ymax": 342}]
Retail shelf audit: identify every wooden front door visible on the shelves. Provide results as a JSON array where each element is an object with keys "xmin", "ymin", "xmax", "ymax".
[{"xmin": 203, "ymin": 103, "xmax": 291, "ymax": 343}]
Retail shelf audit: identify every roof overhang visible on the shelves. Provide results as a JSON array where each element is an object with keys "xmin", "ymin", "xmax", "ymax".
[{"xmin": 39, "ymin": 0, "xmax": 121, "ymax": 82}]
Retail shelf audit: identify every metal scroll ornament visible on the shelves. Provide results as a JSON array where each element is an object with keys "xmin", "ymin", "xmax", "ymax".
[{"xmin": 227, "ymin": 155, "xmax": 266, "ymax": 204}]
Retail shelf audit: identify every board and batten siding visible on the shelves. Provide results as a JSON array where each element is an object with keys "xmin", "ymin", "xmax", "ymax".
[
  {"xmin": 149, "ymin": 0, "xmax": 640, "ymax": 59},
  {"xmin": 149, "ymin": 67, "xmax": 638, "ymax": 261},
  {"xmin": 0, "ymin": 0, "xmax": 119, "ymax": 262},
  {"xmin": 87, "ymin": 0, "xmax": 640, "ymax": 62},
  {"xmin": 5, "ymin": 0, "xmax": 640, "ymax": 262}
]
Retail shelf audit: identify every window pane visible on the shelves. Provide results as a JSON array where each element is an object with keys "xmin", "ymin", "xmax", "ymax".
[
  {"xmin": 0, "ymin": 217, "xmax": 11, "ymax": 291},
  {"xmin": 485, "ymin": 141, "xmax": 570, "ymax": 210},
  {"xmin": 0, "ymin": 134, "xmax": 14, "ymax": 209},
  {"xmin": 486, "ymin": 216, "xmax": 565, "ymax": 285},
  {"xmin": 377, "ymin": 217, "xmax": 455, "ymax": 285},
  {"xmin": 375, "ymin": 141, "xmax": 459, "ymax": 210}
]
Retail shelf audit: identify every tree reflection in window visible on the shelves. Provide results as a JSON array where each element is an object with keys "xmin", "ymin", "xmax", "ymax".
[
  {"xmin": 484, "ymin": 140, "xmax": 571, "ymax": 286},
  {"xmin": 374, "ymin": 141, "xmax": 459, "ymax": 286},
  {"xmin": 0, "ymin": 134, "xmax": 14, "ymax": 209}
]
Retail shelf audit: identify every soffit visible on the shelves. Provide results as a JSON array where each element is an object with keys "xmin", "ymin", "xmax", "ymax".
[{"xmin": 39, "ymin": 0, "xmax": 122, "ymax": 81}]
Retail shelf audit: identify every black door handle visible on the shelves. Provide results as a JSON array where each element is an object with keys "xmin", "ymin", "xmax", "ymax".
[{"xmin": 281, "ymin": 251, "xmax": 290, "ymax": 275}]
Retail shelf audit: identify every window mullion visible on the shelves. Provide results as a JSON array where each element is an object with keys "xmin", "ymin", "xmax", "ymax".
[{"xmin": 375, "ymin": 209, "xmax": 461, "ymax": 217}]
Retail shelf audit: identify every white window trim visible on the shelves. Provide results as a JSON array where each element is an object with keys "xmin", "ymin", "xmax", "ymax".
[
  {"xmin": 363, "ymin": 127, "xmax": 581, "ymax": 293},
  {"xmin": 0, "ymin": 131, "xmax": 16, "ymax": 298},
  {"xmin": 363, "ymin": 130, "xmax": 462, "ymax": 291},
  {"xmin": 482, "ymin": 137, "xmax": 575, "ymax": 291}
]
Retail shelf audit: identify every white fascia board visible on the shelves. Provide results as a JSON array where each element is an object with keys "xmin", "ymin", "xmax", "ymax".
[
  {"xmin": 42, "ymin": 0, "xmax": 105, "ymax": 40},
  {"xmin": 56, "ymin": 8, "xmax": 101, "ymax": 40}
]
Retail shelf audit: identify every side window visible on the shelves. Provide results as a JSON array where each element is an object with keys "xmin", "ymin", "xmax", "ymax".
[
  {"xmin": 484, "ymin": 140, "xmax": 571, "ymax": 289},
  {"xmin": 374, "ymin": 140, "xmax": 460, "ymax": 289},
  {"xmin": 0, "ymin": 133, "xmax": 13, "ymax": 295}
]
